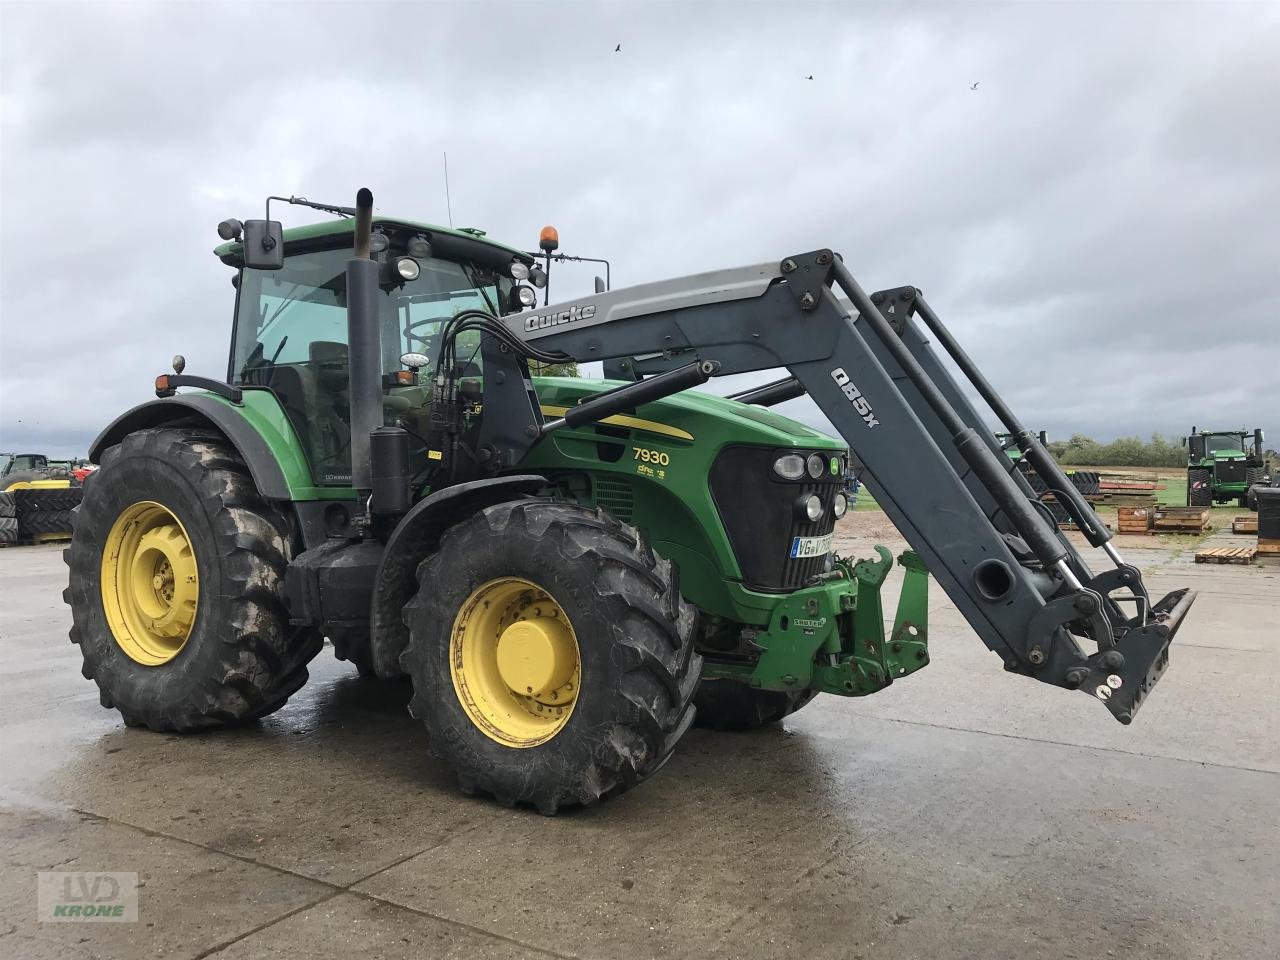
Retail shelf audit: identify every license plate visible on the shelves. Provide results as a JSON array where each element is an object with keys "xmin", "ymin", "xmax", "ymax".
[{"xmin": 789, "ymin": 534, "xmax": 834, "ymax": 559}]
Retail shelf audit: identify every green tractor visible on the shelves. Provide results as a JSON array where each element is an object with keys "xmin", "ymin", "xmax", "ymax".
[
  {"xmin": 65, "ymin": 190, "xmax": 1193, "ymax": 813},
  {"xmin": 1184, "ymin": 427, "xmax": 1267, "ymax": 508}
]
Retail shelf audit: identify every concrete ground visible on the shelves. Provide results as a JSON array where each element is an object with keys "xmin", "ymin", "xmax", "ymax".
[{"xmin": 2, "ymin": 520, "xmax": 1277, "ymax": 960}]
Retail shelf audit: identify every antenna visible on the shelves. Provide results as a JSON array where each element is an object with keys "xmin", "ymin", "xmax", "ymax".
[{"xmin": 443, "ymin": 152, "xmax": 454, "ymax": 227}]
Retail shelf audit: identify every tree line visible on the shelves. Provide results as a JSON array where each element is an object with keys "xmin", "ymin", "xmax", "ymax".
[{"xmin": 1049, "ymin": 433, "xmax": 1277, "ymax": 469}]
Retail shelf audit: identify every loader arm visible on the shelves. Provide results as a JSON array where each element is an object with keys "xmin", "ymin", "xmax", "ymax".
[{"xmin": 476, "ymin": 249, "xmax": 1193, "ymax": 723}]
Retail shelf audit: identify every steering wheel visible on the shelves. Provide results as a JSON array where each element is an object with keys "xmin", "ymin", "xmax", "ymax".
[{"xmin": 403, "ymin": 314, "xmax": 444, "ymax": 347}]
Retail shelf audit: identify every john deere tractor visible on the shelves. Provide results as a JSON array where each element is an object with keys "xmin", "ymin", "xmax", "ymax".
[
  {"xmin": 1183, "ymin": 426, "xmax": 1267, "ymax": 508},
  {"xmin": 65, "ymin": 190, "xmax": 1194, "ymax": 813},
  {"xmin": 1, "ymin": 453, "xmax": 74, "ymax": 490}
]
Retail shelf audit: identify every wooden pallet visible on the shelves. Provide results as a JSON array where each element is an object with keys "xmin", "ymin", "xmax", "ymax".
[
  {"xmin": 1116, "ymin": 506, "xmax": 1154, "ymax": 534},
  {"xmin": 1232, "ymin": 516, "xmax": 1259, "ymax": 535},
  {"xmin": 1195, "ymin": 546, "xmax": 1257, "ymax": 565},
  {"xmin": 1153, "ymin": 507, "xmax": 1211, "ymax": 532},
  {"xmin": 1259, "ymin": 538, "xmax": 1280, "ymax": 556}
]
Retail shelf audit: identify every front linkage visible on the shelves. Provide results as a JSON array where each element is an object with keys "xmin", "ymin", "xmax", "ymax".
[{"xmin": 703, "ymin": 548, "xmax": 931, "ymax": 697}]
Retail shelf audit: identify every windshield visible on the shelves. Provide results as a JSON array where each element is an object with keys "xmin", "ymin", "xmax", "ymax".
[
  {"xmin": 1204, "ymin": 434, "xmax": 1245, "ymax": 453},
  {"xmin": 229, "ymin": 245, "xmax": 512, "ymax": 484},
  {"xmin": 231, "ymin": 247, "xmax": 510, "ymax": 382}
]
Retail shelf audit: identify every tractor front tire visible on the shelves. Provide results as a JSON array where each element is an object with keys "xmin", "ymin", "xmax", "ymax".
[
  {"xmin": 64, "ymin": 428, "xmax": 322, "ymax": 731},
  {"xmin": 402, "ymin": 500, "xmax": 700, "ymax": 814},
  {"xmin": 1188, "ymin": 468, "xmax": 1211, "ymax": 507},
  {"xmin": 694, "ymin": 680, "xmax": 817, "ymax": 730}
]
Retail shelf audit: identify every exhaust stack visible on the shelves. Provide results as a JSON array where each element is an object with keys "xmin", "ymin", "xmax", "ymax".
[{"xmin": 347, "ymin": 188, "xmax": 381, "ymax": 505}]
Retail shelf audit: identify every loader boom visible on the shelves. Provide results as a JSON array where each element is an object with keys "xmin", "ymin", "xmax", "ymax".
[{"xmin": 472, "ymin": 249, "xmax": 1194, "ymax": 723}]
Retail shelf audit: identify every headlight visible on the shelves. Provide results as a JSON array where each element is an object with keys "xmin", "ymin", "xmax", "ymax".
[
  {"xmin": 833, "ymin": 492, "xmax": 848, "ymax": 518},
  {"xmin": 528, "ymin": 265, "xmax": 548, "ymax": 289},
  {"xmin": 774, "ymin": 454, "xmax": 806, "ymax": 480},
  {"xmin": 803, "ymin": 494, "xmax": 823, "ymax": 522},
  {"xmin": 516, "ymin": 284, "xmax": 538, "ymax": 307},
  {"xmin": 510, "ymin": 260, "xmax": 530, "ymax": 280},
  {"xmin": 395, "ymin": 257, "xmax": 420, "ymax": 280},
  {"xmin": 806, "ymin": 453, "xmax": 826, "ymax": 479}
]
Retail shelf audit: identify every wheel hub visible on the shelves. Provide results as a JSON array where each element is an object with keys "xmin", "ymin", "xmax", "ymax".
[
  {"xmin": 496, "ymin": 615, "xmax": 576, "ymax": 699},
  {"xmin": 449, "ymin": 578, "xmax": 581, "ymax": 748},
  {"xmin": 101, "ymin": 501, "xmax": 199, "ymax": 666}
]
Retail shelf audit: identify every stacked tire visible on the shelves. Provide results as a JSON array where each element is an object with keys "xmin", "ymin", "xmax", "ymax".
[
  {"xmin": 15, "ymin": 487, "xmax": 82, "ymax": 540},
  {"xmin": 0, "ymin": 492, "xmax": 16, "ymax": 545},
  {"xmin": 1019, "ymin": 464, "xmax": 1069, "ymax": 524},
  {"xmin": 1069, "ymin": 471, "xmax": 1100, "ymax": 496}
]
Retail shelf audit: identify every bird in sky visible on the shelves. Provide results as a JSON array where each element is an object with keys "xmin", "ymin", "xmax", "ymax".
[
  {"xmin": 970, "ymin": 81, "xmax": 980, "ymax": 90},
  {"xmin": 805, "ymin": 74, "xmax": 814, "ymax": 80},
  {"xmin": 615, "ymin": 44, "xmax": 621, "ymax": 52}
]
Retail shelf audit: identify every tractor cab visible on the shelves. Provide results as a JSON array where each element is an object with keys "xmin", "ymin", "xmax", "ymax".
[
  {"xmin": 2, "ymin": 454, "xmax": 49, "ymax": 476},
  {"xmin": 216, "ymin": 215, "xmax": 533, "ymax": 486}
]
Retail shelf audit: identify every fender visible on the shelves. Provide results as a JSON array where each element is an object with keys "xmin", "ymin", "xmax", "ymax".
[
  {"xmin": 89, "ymin": 395, "xmax": 292, "ymax": 500},
  {"xmin": 368, "ymin": 474, "xmax": 546, "ymax": 677}
]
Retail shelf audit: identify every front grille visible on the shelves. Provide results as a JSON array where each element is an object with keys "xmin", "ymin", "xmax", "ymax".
[
  {"xmin": 1215, "ymin": 460, "xmax": 1246, "ymax": 484},
  {"xmin": 594, "ymin": 475, "xmax": 634, "ymax": 522},
  {"xmin": 709, "ymin": 445, "xmax": 844, "ymax": 592}
]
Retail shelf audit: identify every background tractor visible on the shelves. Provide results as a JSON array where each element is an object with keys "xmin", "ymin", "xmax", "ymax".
[
  {"xmin": 1, "ymin": 452, "xmax": 77, "ymax": 490},
  {"xmin": 1183, "ymin": 427, "xmax": 1267, "ymax": 508},
  {"xmin": 64, "ymin": 190, "xmax": 1193, "ymax": 813}
]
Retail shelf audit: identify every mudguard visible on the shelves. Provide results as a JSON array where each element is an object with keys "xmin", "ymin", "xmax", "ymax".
[
  {"xmin": 368, "ymin": 475, "xmax": 545, "ymax": 677},
  {"xmin": 89, "ymin": 395, "xmax": 292, "ymax": 500}
]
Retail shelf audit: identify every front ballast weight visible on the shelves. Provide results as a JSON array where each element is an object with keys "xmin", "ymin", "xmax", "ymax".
[{"xmin": 702, "ymin": 549, "xmax": 930, "ymax": 697}]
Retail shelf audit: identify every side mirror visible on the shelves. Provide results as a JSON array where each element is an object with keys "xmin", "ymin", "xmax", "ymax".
[
  {"xmin": 1037, "ymin": 430, "xmax": 1047, "ymax": 446},
  {"xmin": 594, "ymin": 276, "xmax": 607, "ymax": 294},
  {"xmin": 242, "ymin": 220, "xmax": 284, "ymax": 270},
  {"xmin": 1181, "ymin": 437, "xmax": 1186, "ymax": 447}
]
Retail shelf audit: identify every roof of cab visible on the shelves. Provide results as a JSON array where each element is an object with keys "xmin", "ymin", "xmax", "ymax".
[{"xmin": 214, "ymin": 216, "xmax": 527, "ymax": 265}]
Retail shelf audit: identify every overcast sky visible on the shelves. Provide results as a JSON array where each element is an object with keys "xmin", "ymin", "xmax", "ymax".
[{"xmin": 2, "ymin": 1, "xmax": 1277, "ymax": 459}]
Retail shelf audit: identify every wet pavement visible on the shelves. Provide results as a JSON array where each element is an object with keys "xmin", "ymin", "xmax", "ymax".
[{"xmin": 2, "ymin": 526, "xmax": 1277, "ymax": 960}]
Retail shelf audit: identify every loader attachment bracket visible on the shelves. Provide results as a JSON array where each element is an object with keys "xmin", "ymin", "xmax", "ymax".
[{"xmin": 1073, "ymin": 587, "xmax": 1194, "ymax": 724}]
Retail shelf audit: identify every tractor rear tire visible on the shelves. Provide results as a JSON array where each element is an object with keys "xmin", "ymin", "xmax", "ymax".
[
  {"xmin": 1188, "ymin": 469, "xmax": 1211, "ymax": 507},
  {"xmin": 0, "ymin": 492, "xmax": 14, "ymax": 518},
  {"xmin": 64, "ymin": 428, "xmax": 323, "ymax": 731},
  {"xmin": 693, "ymin": 679, "xmax": 817, "ymax": 730},
  {"xmin": 0, "ymin": 516, "xmax": 17, "ymax": 544},
  {"xmin": 402, "ymin": 500, "xmax": 700, "ymax": 814}
]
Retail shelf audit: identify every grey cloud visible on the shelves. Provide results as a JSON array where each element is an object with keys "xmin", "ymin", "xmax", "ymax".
[{"xmin": 2, "ymin": 1, "xmax": 1276, "ymax": 459}]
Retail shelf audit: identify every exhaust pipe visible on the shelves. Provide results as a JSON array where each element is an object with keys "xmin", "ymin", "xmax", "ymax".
[{"xmin": 347, "ymin": 188, "xmax": 381, "ymax": 504}]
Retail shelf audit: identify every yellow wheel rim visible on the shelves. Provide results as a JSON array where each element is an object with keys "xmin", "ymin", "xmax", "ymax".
[
  {"xmin": 100, "ymin": 501, "xmax": 200, "ymax": 666},
  {"xmin": 450, "ymin": 577, "xmax": 581, "ymax": 748}
]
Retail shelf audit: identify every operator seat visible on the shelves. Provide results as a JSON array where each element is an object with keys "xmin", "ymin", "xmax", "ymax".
[{"xmin": 304, "ymin": 341, "xmax": 352, "ymax": 480}]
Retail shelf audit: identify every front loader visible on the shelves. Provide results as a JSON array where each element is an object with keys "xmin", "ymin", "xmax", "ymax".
[{"xmin": 65, "ymin": 190, "xmax": 1195, "ymax": 813}]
